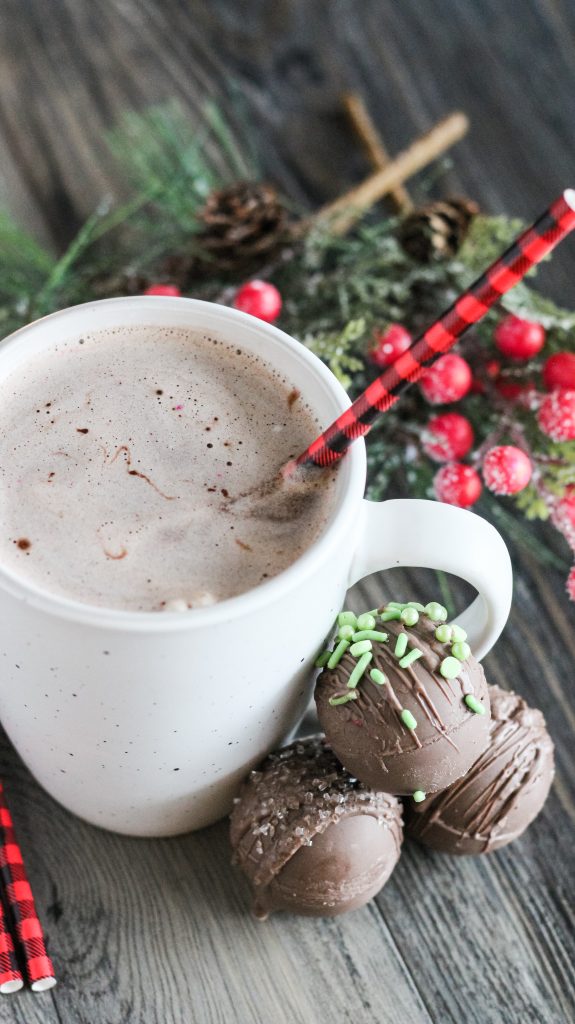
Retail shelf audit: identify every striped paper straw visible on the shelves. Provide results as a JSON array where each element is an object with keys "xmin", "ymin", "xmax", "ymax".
[
  {"xmin": 0, "ymin": 785, "xmax": 56, "ymax": 992},
  {"xmin": 0, "ymin": 900, "xmax": 23, "ymax": 994},
  {"xmin": 295, "ymin": 189, "xmax": 575, "ymax": 468}
]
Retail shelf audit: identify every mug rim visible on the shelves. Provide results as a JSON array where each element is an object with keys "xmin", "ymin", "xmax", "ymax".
[{"xmin": 0, "ymin": 296, "xmax": 366, "ymax": 631}]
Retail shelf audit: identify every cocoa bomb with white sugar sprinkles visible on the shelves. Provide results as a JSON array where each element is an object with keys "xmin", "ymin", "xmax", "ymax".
[
  {"xmin": 315, "ymin": 602, "xmax": 491, "ymax": 799},
  {"xmin": 406, "ymin": 684, "xmax": 554, "ymax": 854},
  {"xmin": 230, "ymin": 736, "xmax": 403, "ymax": 919}
]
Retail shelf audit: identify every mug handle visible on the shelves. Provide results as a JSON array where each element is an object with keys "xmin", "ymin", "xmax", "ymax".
[{"xmin": 348, "ymin": 498, "xmax": 512, "ymax": 661}]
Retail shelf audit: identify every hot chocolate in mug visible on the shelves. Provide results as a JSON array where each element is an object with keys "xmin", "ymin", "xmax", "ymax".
[{"xmin": 0, "ymin": 298, "xmax": 512, "ymax": 836}]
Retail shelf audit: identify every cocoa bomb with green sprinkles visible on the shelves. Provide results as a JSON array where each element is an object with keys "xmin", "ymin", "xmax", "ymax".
[
  {"xmin": 315, "ymin": 601, "xmax": 491, "ymax": 799},
  {"xmin": 230, "ymin": 736, "xmax": 403, "ymax": 919}
]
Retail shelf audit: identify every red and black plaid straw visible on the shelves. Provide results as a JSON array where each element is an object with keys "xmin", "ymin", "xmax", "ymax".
[
  {"xmin": 0, "ymin": 900, "xmax": 23, "ymax": 994},
  {"xmin": 0, "ymin": 785, "xmax": 56, "ymax": 992},
  {"xmin": 295, "ymin": 189, "xmax": 575, "ymax": 468}
]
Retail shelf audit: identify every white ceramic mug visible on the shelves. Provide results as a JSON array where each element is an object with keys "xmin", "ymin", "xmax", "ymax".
[{"xmin": 0, "ymin": 298, "xmax": 512, "ymax": 836}]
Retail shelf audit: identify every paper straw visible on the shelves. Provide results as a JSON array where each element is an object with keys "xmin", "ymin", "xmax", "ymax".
[
  {"xmin": 295, "ymin": 189, "xmax": 575, "ymax": 468},
  {"xmin": 0, "ymin": 900, "xmax": 23, "ymax": 994},
  {"xmin": 0, "ymin": 785, "xmax": 56, "ymax": 992}
]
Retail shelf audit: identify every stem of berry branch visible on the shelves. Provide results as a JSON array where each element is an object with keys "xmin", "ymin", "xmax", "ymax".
[
  {"xmin": 303, "ymin": 111, "xmax": 469, "ymax": 236},
  {"xmin": 342, "ymin": 93, "xmax": 413, "ymax": 213}
]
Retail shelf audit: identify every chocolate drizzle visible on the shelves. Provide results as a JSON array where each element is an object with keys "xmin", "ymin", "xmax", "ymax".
[
  {"xmin": 407, "ymin": 685, "xmax": 555, "ymax": 854},
  {"xmin": 315, "ymin": 608, "xmax": 491, "ymax": 795}
]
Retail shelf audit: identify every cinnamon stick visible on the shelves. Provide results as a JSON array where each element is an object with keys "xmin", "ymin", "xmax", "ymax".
[
  {"xmin": 342, "ymin": 93, "xmax": 413, "ymax": 212},
  {"xmin": 308, "ymin": 111, "xmax": 469, "ymax": 236}
]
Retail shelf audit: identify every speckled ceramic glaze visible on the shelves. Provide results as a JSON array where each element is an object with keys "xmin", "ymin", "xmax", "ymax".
[{"xmin": 0, "ymin": 298, "xmax": 512, "ymax": 836}]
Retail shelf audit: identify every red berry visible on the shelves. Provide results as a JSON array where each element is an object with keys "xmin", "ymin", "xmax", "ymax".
[
  {"xmin": 420, "ymin": 354, "xmax": 472, "ymax": 404},
  {"xmin": 144, "ymin": 284, "xmax": 182, "ymax": 297},
  {"xmin": 423, "ymin": 413, "xmax": 474, "ymax": 462},
  {"xmin": 552, "ymin": 502, "xmax": 575, "ymax": 551},
  {"xmin": 434, "ymin": 463, "xmax": 482, "ymax": 508},
  {"xmin": 368, "ymin": 324, "xmax": 412, "ymax": 368},
  {"xmin": 233, "ymin": 280, "xmax": 282, "ymax": 323},
  {"xmin": 567, "ymin": 565, "xmax": 575, "ymax": 601},
  {"xmin": 537, "ymin": 389, "xmax": 575, "ymax": 441},
  {"xmin": 495, "ymin": 378, "xmax": 533, "ymax": 401},
  {"xmin": 493, "ymin": 315, "xmax": 545, "ymax": 360},
  {"xmin": 482, "ymin": 446, "xmax": 532, "ymax": 495},
  {"xmin": 552, "ymin": 485, "xmax": 572, "ymax": 528},
  {"xmin": 543, "ymin": 352, "xmax": 575, "ymax": 390}
]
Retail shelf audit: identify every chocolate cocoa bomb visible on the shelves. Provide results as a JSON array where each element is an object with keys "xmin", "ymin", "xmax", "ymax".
[
  {"xmin": 315, "ymin": 603, "xmax": 491, "ymax": 797},
  {"xmin": 406, "ymin": 684, "xmax": 555, "ymax": 854},
  {"xmin": 230, "ymin": 736, "xmax": 403, "ymax": 919}
]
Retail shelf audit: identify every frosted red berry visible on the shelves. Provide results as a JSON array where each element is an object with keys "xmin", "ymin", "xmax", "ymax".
[
  {"xmin": 420, "ymin": 354, "xmax": 472, "ymax": 404},
  {"xmin": 144, "ymin": 283, "xmax": 182, "ymax": 297},
  {"xmin": 537, "ymin": 389, "xmax": 575, "ymax": 441},
  {"xmin": 368, "ymin": 324, "xmax": 412, "ymax": 368},
  {"xmin": 233, "ymin": 280, "xmax": 282, "ymax": 323},
  {"xmin": 543, "ymin": 352, "xmax": 575, "ymax": 391},
  {"xmin": 493, "ymin": 315, "xmax": 545, "ymax": 360},
  {"xmin": 434, "ymin": 463, "xmax": 482, "ymax": 508},
  {"xmin": 482, "ymin": 446, "xmax": 532, "ymax": 495},
  {"xmin": 556, "ymin": 486, "xmax": 575, "ymax": 530},
  {"xmin": 423, "ymin": 413, "xmax": 474, "ymax": 462}
]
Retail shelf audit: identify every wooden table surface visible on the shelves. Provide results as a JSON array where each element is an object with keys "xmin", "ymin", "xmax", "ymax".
[{"xmin": 0, "ymin": 2, "xmax": 574, "ymax": 1022}]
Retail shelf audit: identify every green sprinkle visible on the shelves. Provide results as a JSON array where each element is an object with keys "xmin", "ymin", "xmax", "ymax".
[
  {"xmin": 329, "ymin": 691, "xmax": 358, "ymax": 706},
  {"xmin": 401, "ymin": 607, "xmax": 419, "ymax": 626},
  {"xmin": 464, "ymin": 694, "xmax": 486, "ymax": 715},
  {"xmin": 350, "ymin": 639, "xmax": 372, "ymax": 657},
  {"xmin": 452, "ymin": 641, "xmax": 471, "ymax": 661},
  {"xmin": 347, "ymin": 652, "xmax": 373, "ymax": 688},
  {"xmin": 407, "ymin": 602, "xmax": 425, "ymax": 611},
  {"xmin": 399, "ymin": 648, "xmax": 423, "ymax": 668},
  {"xmin": 381, "ymin": 609, "xmax": 402, "ymax": 621},
  {"xmin": 370, "ymin": 668, "xmax": 388, "ymax": 685},
  {"xmin": 450, "ymin": 624, "xmax": 468, "ymax": 643},
  {"xmin": 338, "ymin": 611, "xmax": 357, "ymax": 629},
  {"xmin": 425, "ymin": 602, "xmax": 448, "ymax": 622},
  {"xmin": 435, "ymin": 624, "xmax": 452, "ymax": 644},
  {"xmin": 352, "ymin": 630, "xmax": 389, "ymax": 642},
  {"xmin": 387, "ymin": 602, "xmax": 407, "ymax": 610},
  {"xmin": 394, "ymin": 633, "xmax": 408, "ymax": 658},
  {"xmin": 400, "ymin": 709, "xmax": 418, "ymax": 730},
  {"xmin": 356, "ymin": 612, "xmax": 376, "ymax": 631},
  {"xmin": 327, "ymin": 639, "xmax": 350, "ymax": 669},
  {"xmin": 338, "ymin": 624, "xmax": 355, "ymax": 642},
  {"xmin": 315, "ymin": 649, "xmax": 332, "ymax": 668},
  {"xmin": 440, "ymin": 656, "xmax": 462, "ymax": 680},
  {"xmin": 413, "ymin": 790, "xmax": 426, "ymax": 804}
]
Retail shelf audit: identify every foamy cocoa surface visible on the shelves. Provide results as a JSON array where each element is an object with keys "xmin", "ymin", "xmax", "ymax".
[{"xmin": 0, "ymin": 326, "xmax": 336, "ymax": 610}]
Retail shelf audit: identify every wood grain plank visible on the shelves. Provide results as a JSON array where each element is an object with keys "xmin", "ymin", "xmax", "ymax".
[{"xmin": 0, "ymin": 741, "xmax": 432, "ymax": 1024}]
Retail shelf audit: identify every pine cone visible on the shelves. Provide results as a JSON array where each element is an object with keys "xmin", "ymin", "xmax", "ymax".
[
  {"xmin": 398, "ymin": 197, "xmax": 480, "ymax": 262},
  {"xmin": 195, "ymin": 181, "xmax": 291, "ymax": 272}
]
